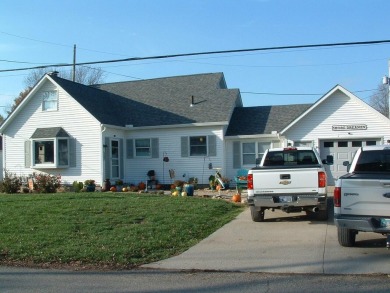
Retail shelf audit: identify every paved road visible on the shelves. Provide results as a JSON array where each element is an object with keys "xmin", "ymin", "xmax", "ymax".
[{"xmin": 143, "ymin": 196, "xmax": 390, "ymax": 274}]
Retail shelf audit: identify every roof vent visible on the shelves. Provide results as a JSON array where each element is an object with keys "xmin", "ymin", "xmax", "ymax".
[
  {"xmin": 190, "ymin": 95, "xmax": 194, "ymax": 107},
  {"xmin": 48, "ymin": 71, "xmax": 59, "ymax": 76}
]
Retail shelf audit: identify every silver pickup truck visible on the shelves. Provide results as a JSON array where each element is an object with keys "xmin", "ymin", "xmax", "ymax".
[
  {"xmin": 247, "ymin": 147, "xmax": 333, "ymax": 222},
  {"xmin": 334, "ymin": 145, "xmax": 390, "ymax": 248}
]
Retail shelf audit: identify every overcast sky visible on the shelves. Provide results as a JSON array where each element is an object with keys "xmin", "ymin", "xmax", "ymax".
[{"xmin": 1, "ymin": 0, "xmax": 389, "ymax": 117}]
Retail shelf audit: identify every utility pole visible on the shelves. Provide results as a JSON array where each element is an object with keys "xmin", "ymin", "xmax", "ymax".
[
  {"xmin": 72, "ymin": 44, "xmax": 76, "ymax": 82},
  {"xmin": 382, "ymin": 59, "xmax": 390, "ymax": 118}
]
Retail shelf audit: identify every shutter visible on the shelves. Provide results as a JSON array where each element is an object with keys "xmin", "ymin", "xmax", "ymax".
[
  {"xmin": 104, "ymin": 137, "xmax": 110, "ymax": 179},
  {"xmin": 181, "ymin": 136, "xmax": 189, "ymax": 157},
  {"xmin": 208, "ymin": 135, "xmax": 217, "ymax": 156},
  {"xmin": 119, "ymin": 139, "xmax": 124, "ymax": 178},
  {"xmin": 233, "ymin": 141, "xmax": 241, "ymax": 169},
  {"xmin": 24, "ymin": 140, "xmax": 31, "ymax": 168},
  {"xmin": 151, "ymin": 138, "xmax": 159, "ymax": 158},
  {"xmin": 69, "ymin": 138, "xmax": 76, "ymax": 167},
  {"xmin": 126, "ymin": 139, "xmax": 134, "ymax": 159}
]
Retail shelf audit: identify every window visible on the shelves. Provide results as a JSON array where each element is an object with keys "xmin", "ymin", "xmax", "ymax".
[
  {"xmin": 111, "ymin": 140, "xmax": 120, "ymax": 178},
  {"xmin": 338, "ymin": 141, "xmax": 348, "ymax": 147},
  {"xmin": 33, "ymin": 138, "xmax": 69, "ymax": 167},
  {"xmin": 242, "ymin": 143, "xmax": 255, "ymax": 165},
  {"xmin": 242, "ymin": 141, "xmax": 270, "ymax": 166},
  {"xmin": 190, "ymin": 136, "xmax": 207, "ymax": 156},
  {"xmin": 324, "ymin": 142, "xmax": 334, "ymax": 148},
  {"xmin": 352, "ymin": 141, "xmax": 362, "ymax": 147},
  {"xmin": 42, "ymin": 91, "xmax": 58, "ymax": 111},
  {"xmin": 257, "ymin": 142, "xmax": 269, "ymax": 161},
  {"xmin": 366, "ymin": 141, "xmax": 377, "ymax": 146},
  {"xmin": 135, "ymin": 139, "xmax": 151, "ymax": 157}
]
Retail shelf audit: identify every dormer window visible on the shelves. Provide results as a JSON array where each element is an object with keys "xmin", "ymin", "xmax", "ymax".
[{"xmin": 42, "ymin": 90, "xmax": 58, "ymax": 111}]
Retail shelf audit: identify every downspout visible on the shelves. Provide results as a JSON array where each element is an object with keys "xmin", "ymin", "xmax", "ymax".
[{"xmin": 101, "ymin": 125, "xmax": 107, "ymax": 185}]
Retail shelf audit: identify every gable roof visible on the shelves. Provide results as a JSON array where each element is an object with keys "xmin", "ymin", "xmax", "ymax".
[
  {"xmin": 225, "ymin": 104, "xmax": 311, "ymax": 136},
  {"xmin": 280, "ymin": 84, "xmax": 390, "ymax": 134},
  {"xmin": 49, "ymin": 72, "xmax": 241, "ymax": 128}
]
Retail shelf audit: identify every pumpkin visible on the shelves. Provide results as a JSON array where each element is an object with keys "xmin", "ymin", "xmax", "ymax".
[
  {"xmin": 216, "ymin": 184, "xmax": 222, "ymax": 191},
  {"xmin": 172, "ymin": 191, "xmax": 179, "ymax": 197},
  {"xmin": 181, "ymin": 191, "xmax": 187, "ymax": 197},
  {"xmin": 232, "ymin": 193, "xmax": 241, "ymax": 203},
  {"xmin": 138, "ymin": 182, "xmax": 146, "ymax": 190},
  {"xmin": 110, "ymin": 186, "xmax": 117, "ymax": 192},
  {"xmin": 122, "ymin": 187, "xmax": 127, "ymax": 192}
]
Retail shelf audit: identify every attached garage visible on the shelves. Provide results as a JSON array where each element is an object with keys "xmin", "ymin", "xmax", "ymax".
[
  {"xmin": 319, "ymin": 138, "xmax": 381, "ymax": 185},
  {"xmin": 280, "ymin": 85, "xmax": 390, "ymax": 185}
]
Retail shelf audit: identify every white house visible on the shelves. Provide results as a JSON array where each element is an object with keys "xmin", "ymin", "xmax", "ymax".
[{"xmin": 1, "ymin": 72, "xmax": 389, "ymax": 187}]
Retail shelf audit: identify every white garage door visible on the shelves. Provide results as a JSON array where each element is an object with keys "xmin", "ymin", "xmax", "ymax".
[{"xmin": 320, "ymin": 139, "xmax": 380, "ymax": 185}]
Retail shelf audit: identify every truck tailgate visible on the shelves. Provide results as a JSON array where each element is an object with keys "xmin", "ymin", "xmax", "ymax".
[
  {"xmin": 253, "ymin": 167, "xmax": 320, "ymax": 194},
  {"xmin": 340, "ymin": 178, "xmax": 390, "ymax": 216}
]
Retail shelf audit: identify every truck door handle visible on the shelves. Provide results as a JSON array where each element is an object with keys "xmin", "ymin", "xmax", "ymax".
[
  {"xmin": 383, "ymin": 193, "xmax": 390, "ymax": 198},
  {"xmin": 280, "ymin": 174, "xmax": 291, "ymax": 180}
]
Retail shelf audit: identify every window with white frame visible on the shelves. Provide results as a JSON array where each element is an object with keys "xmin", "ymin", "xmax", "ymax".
[
  {"xmin": 242, "ymin": 142, "xmax": 271, "ymax": 166},
  {"xmin": 42, "ymin": 90, "xmax": 58, "ymax": 111},
  {"xmin": 33, "ymin": 138, "xmax": 69, "ymax": 167},
  {"xmin": 190, "ymin": 136, "xmax": 207, "ymax": 156},
  {"xmin": 135, "ymin": 138, "xmax": 151, "ymax": 157}
]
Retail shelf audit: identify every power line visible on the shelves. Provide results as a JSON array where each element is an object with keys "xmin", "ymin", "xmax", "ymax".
[{"xmin": 1, "ymin": 39, "xmax": 390, "ymax": 73}]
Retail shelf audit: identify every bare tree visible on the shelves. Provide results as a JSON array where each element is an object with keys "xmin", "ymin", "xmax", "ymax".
[
  {"xmin": 369, "ymin": 83, "xmax": 389, "ymax": 118},
  {"xmin": 7, "ymin": 66, "xmax": 105, "ymax": 116}
]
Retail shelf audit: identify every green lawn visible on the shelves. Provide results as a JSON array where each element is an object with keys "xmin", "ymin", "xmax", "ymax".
[{"xmin": 0, "ymin": 193, "xmax": 244, "ymax": 269}]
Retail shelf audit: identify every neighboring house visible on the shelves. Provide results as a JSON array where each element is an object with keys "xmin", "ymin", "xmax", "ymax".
[{"xmin": 0, "ymin": 72, "xmax": 389, "ymax": 187}]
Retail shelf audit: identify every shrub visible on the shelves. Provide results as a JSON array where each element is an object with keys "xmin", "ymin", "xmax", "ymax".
[
  {"xmin": 72, "ymin": 181, "xmax": 83, "ymax": 192},
  {"xmin": 32, "ymin": 173, "xmax": 61, "ymax": 193},
  {"xmin": 0, "ymin": 170, "xmax": 22, "ymax": 194}
]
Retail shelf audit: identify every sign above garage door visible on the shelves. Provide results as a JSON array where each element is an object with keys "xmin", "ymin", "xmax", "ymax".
[{"xmin": 332, "ymin": 124, "xmax": 367, "ymax": 131}]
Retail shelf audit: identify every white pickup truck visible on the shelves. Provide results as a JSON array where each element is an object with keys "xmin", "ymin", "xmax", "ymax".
[
  {"xmin": 247, "ymin": 147, "xmax": 333, "ymax": 222},
  {"xmin": 334, "ymin": 145, "xmax": 390, "ymax": 248}
]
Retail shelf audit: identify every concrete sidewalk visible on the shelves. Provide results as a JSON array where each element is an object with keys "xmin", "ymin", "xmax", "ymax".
[{"xmin": 143, "ymin": 199, "xmax": 390, "ymax": 274}]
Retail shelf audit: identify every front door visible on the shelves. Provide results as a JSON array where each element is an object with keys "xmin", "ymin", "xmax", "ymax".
[{"xmin": 111, "ymin": 140, "xmax": 120, "ymax": 179}]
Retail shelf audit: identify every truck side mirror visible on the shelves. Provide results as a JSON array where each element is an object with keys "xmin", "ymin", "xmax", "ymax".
[
  {"xmin": 322, "ymin": 155, "xmax": 334, "ymax": 165},
  {"xmin": 343, "ymin": 161, "xmax": 351, "ymax": 172}
]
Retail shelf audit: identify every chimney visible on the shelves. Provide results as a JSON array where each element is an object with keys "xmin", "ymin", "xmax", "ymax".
[{"xmin": 48, "ymin": 71, "xmax": 59, "ymax": 77}]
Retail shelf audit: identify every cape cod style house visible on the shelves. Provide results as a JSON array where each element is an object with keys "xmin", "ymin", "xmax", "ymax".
[{"xmin": 1, "ymin": 71, "xmax": 389, "ymax": 187}]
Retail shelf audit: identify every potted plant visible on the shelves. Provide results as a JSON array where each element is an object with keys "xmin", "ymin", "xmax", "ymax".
[
  {"xmin": 173, "ymin": 180, "xmax": 184, "ymax": 192},
  {"xmin": 115, "ymin": 179, "xmax": 124, "ymax": 192},
  {"xmin": 208, "ymin": 175, "xmax": 216, "ymax": 190},
  {"xmin": 84, "ymin": 179, "xmax": 96, "ymax": 192},
  {"xmin": 221, "ymin": 177, "xmax": 231, "ymax": 189}
]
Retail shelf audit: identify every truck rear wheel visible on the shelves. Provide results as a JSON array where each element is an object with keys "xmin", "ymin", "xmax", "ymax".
[
  {"xmin": 338, "ymin": 227, "xmax": 356, "ymax": 247},
  {"xmin": 250, "ymin": 206, "xmax": 265, "ymax": 222}
]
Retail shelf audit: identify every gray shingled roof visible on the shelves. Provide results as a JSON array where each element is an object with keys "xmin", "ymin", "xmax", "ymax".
[
  {"xmin": 225, "ymin": 104, "xmax": 312, "ymax": 136},
  {"xmin": 30, "ymin": 127, "xmax": 70, "ymax": 138},
  {"xmin": 50, "ymin": 73, "xmax": 241, "ymax": 128}
]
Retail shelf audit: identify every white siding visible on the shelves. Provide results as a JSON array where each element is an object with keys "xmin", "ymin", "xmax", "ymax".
[
  {"xmin": 284, "ymin": 90, "xmax": 390, "ymax": 148},
  {"xmin": 3, "ymin": 81, "xmax": 103, "ymax": 185},
  {"xmin": 123, "ymin": 126, "xmax": 225, "ymax": 186}
]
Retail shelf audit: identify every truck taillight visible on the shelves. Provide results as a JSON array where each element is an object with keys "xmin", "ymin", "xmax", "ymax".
[
  {"xmin": 334, "ymin": 187, "xmax": 341, "ymax": 207},
  {"xmin": 318, "ymin": 171, "xmax": 326, "ymax": 188},
  {"xmin": 247, "ymin": 174, "xmax": 253, "ymax": 190}
]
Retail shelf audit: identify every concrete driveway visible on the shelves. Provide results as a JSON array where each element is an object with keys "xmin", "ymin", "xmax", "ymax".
[{"xmin": 143, "ymin": 196, "xmax": 390, "ymax": 274}]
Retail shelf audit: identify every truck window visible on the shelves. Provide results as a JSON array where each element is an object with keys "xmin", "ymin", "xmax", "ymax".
[
  {"xmin": 263, "ymin": 150, "xmax": 319, "ymax": 166},
  {"xmin": 355, "ymin": 150, "xmax": 390, "ymax": 172}
]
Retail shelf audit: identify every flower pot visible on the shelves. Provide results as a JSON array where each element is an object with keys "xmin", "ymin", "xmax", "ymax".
[
  {"xmin": 86, "ymin": 185, "xmax": 95, "ymax": 192},
  {"xmin": 184, "ymin": 184, "xmax": 194, "ymax": 196}
]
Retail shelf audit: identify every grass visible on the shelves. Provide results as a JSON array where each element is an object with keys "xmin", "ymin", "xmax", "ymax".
[{"xmin": 0, "ymin": 192, "xmax": 244, "ymax": 269}]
